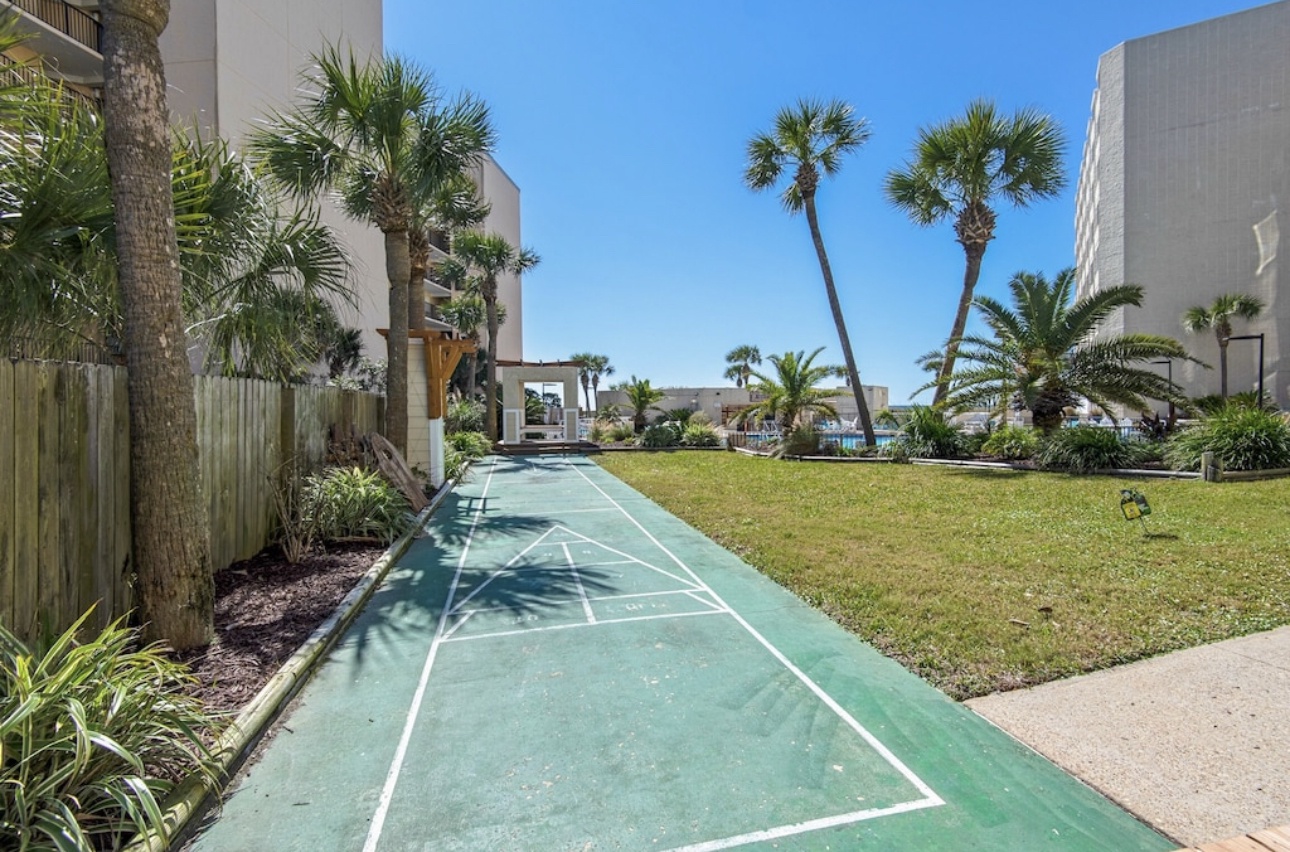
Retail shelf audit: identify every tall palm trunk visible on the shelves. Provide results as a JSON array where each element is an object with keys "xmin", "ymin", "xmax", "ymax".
[
  {"xmin": 407, "ymin": 228, "xmax": 428, "ymax": 332},
  {"xmin": 581, "ymin": 376, "xmax": 591, "ymax": 412},
  {"xmin": 935, "ymin": 201, "xmax": 996, "ymax": 405},
  {"xmin": 934, "ymin": 241, "xmax": 987, "ymax": 405},
  {"xmin": 483, "ymin": 280, "xmax": 500, "ymax": 441},
  {"xmin": 101, "ymin": 0, "xmax": 212, "ymax": 650},
  {"xmin": 384, "ymin": 229, "xmax": 410, "ymax": 455},
  {"xmin": 801, "ymin": 190, "xmax": 875, "ymax": 446},
  {"xmin": 1218, "ymin": 332, "xmax": 1230, "ymax": 399}
]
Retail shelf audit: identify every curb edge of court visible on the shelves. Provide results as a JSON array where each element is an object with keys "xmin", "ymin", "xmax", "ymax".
[{"xmin": 126, "ymin": 478, "xmax": 459, "ymax": 852}]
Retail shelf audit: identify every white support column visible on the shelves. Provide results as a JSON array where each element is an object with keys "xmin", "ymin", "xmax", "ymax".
[
  {"xmin": 405, "ymin": 337, "xmax": 430, "ymax": 474},
  {"xmin": 428, "ymin": 417, "xmax": 445, "ymax": 489},
  {"xmin": 503, "ymin": 409, "xmax": 523, "ymax": 443}
]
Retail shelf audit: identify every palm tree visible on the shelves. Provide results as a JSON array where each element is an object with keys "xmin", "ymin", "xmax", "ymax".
[
  {"xmin": 250, "ymin": 46, "xmax": 494, "ymax": 454},
  {"xmin": 588, "ymin": 354, "xmax": 615, "ymax": 410},
  {"xmin": 0, "ymin": 104, "xmax": 353, "ymax": 380},
  {"xmin": 569, "ymin": 352, "xmax": 613, "ymax": 412},
  {"xmin": 1182, "ymin": 293, "xmax": 1266, "ymax": 399},
  {"xmin": 618, "ymin": 376, "xmax": 667, "ymax": 433},
  {"xmin": 723, "ymin": 344, "xmax": 761, "ymax": 388},
  {"xmin": 451, "ymin": 231, "xmax": 539, "ymax": 440},
  {"xmin": 570, "ymin": 351, "xmax": 597, "ymax": 411},
  {"xmin": 885, "ymin": 99, "xmax": 1066, "ymax": 405},
  {"xmin": 745, "ymin": 98, "xmax": 876, "ymax": 446},
  {"xmin": 734, "ymin": 348, "xmax": 845, "ymax": 432},
  {"xmin": 438, "ymin": 291, "xmax": 489, "ymax": 397},
  {"xmin": 407, "ymin": 171, "xmax": 490, "ymax": 330},
  {"xmin": 100, "ymin": 0, "xmax": 212, "ymax": 650},
  {"xmin": 943, "ymin": 268, "xmax": 1193, "ymax": 433}
]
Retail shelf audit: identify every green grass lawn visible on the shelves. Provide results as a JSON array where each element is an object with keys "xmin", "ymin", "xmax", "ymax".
[{"xmin": 595, "ymin": 452, "xmax": 1290, "ymax": 699}]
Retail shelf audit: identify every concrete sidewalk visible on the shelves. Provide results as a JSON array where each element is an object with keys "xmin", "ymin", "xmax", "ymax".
[{"xmin": 968, "ymin": 626, "xmax": 1290, "ymax": 847}]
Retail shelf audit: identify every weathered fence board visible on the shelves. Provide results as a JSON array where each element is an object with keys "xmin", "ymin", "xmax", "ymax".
[
  {"xmin": 0, "ymin": 362, "xmax": 383, "ymax": 642},
  {"xmin": 0, "ymin": 361, "xmax": 13, "ymax": 634}
]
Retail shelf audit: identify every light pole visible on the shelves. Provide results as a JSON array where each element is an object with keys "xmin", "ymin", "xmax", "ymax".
[
  {"xmin": 1223, "ymin": 333, "xmax": 1265, "ymax": 405},
  {"xmin": 1151, "ymin": 358, "xmax": 1175, "ymax": 428}
]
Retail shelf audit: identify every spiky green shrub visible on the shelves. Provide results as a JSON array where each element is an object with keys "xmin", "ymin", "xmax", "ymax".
[
  {"xmin": 447, "ymin": 430, "xmax": 490, "ymax": 460},
  {"xmin": 772, "ymin": 425, "xmax": 820, "ymax": 458},
  {"xmin": 609, "ymin": 423, "xmax": 635, "ymax": 443},
  {"xmin": 1164, "ymin": 406, "xmax": 1290, "ymax": 472},
  {"xmin": 305, "ymin": 467, "xmax": 413, "ymax": 543},
  {"xmin": 882, "ymin": 406, "xmax": 965, "ymax": 462},
  {"xmin": 443, "ymin": 445, "xmax": 468, "ymax": 483},
  {"xmin": 445, "ymin": 398, "xmax": 485, "ymax": 434},
  {"xmin": 680, "ymin": 422, "xmax": 720, "ymax": 447},
  {"xmin": 1035, "ymin": 426, "xmax": 1150, "ymax": 473},
  {"xmin": 588, "ymin": 423, "xmax": 608, "ymax": 443},
  {"xmin": 638, "ymin": 423, "xmax": 681, "ymax": 448},
  {"xmin": 1190, "ymin": 391, "xmax": 1275, "ymax": 416},
  {"xmin": 980, "ymin": 425, "xmax": 1039, "ymax": 460},
  {"xmin": 0, "ymin": 611, "xmax": 218, "ymax": 851}
]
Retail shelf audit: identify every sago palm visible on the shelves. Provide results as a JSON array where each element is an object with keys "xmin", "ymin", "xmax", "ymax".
[
  {"xmin": 250, "ymin": 46, "xmax": 494, "ymax": 454},
  {"xmin": 723, "ymin": 344, "xmax": 761, "ymax": 388},
  {"xmin": 885, "ymin": 99, "xmax": 1066, "ymax": 404},
  {"xmin": 736, "ymin": 348, "xmax": 845, "ymax": 432},
  {"xmin": 1181, "ymin": 293, "xmax": 1265, "ymax": 399},
  {"xmin": 619, "ymin": 376, "xmax": 667, "ymax": 434},
  {"xmin": 943, "ymin": 268, "xmax": 1193, "ymax": 432},
  {"xmin": 745, "ymin": 98, "xmax": 876, "ymax": 446},
  {"xmin": 451, "ymin": 231, "xmax": 539, "ymax": 440}
]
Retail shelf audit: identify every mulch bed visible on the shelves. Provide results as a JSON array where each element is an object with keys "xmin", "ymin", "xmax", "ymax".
[{"xmin": 176, "ymin": 541, "xmax": 387, "ymax": 720}]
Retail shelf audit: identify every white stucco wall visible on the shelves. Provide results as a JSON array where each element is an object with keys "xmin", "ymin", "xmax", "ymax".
[
  {"xmin": 1076, "ymin": 2, "xmax": 1290, "ymax": 408},
  {"xmin": 161, "ymin": 0, "xmax": 390, "ymax": 367},
  {"xmin": 476, "ymin": 156, "xmax": 525, "ymax": 362}
]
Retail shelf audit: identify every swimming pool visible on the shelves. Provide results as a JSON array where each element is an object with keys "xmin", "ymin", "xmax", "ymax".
[{"xmin": 741, "ymin": 431, "xmax": 897, "ymax": 449}]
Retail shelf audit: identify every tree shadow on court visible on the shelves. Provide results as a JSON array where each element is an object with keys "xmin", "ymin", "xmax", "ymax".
[{"xmin": 334, "ymin": 491, "xmax": 616, "ymax": 669}]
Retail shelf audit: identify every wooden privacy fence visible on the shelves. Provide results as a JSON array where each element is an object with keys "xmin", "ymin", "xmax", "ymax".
[{"xmin": 0, "ymin": 360, "xmax": 384, "ymax": 642}]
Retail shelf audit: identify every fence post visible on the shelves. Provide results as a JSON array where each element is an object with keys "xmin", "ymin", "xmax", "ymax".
[
  {"xmin": 1201, "ymin": 451, "xmax": 1222, "ymax": 482},
  {"xmin": 278, "ymin": 385, "xmax": 297, "ymax": 466}
]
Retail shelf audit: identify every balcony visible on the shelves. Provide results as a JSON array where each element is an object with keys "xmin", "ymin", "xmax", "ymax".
[
  {"xmin": 0, "ymin": 53, "xmax": 100, "ymax": 110},
  {"xmin": 7, "ymin": 0, "xmax": 104, "ymax": 83},
  {"xmin": 423, "ymin": 304, "xmax": 456, "ymax": 335}
]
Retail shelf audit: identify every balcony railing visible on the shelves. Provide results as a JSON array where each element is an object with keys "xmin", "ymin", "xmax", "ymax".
[
  {"xmin": 9, "ymin": 0, "xmax": 102, "ymax": 54},
  {"xmin": 0, "ymin": 53, "xmax": 101, "ymax": 110}
]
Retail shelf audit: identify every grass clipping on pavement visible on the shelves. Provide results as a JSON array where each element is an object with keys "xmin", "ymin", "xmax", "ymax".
[{"xmin": 596, "ymin": 452, "xmax": 1290, "ymax": 699}]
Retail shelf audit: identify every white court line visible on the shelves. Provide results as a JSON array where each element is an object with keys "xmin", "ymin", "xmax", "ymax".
[
  {"xmin": 563, "ymin": 457, "xmax": 946, "ymax": 845},
  {"xmin": 448, "ymin": 524, "xmax": 702, "ymax": 619},
  {"xmin": 452, "ymin": 587, "xmax": 702, "ymax": 617},
  {"xmin": 362, "ymin": 459, "xmax": 498, "ymax": 852},
  {"xmin": 668, "ymin": 798, "xmax": 941, "ymax": 852},
  {"xmin": 445, "ymin": 525, "xmax": 565, "ymax": 615},
  {"xmin": 562, "ymin": 541, "xmax": 596, "ymax": 624},
  {"xmin": 440, "ymin": 608, "xmax": 726, "ymax": 644},
  {"xmin": 506, "ymin": 507, "xmax": 619, "ymax": 516},
  {"xmin": 366, "ymin": 455, "xmax": 941, "ymax": 852}
]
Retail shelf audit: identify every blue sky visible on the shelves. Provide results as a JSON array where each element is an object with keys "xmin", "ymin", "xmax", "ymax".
[{"xmin": 385, "ymin": 0, "xmax": 1263, "ymax": 402}]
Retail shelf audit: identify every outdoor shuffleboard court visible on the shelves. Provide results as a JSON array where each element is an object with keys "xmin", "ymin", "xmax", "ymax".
[{"xmin": 193, "ymin": 454, "xmax": 1171, "ymax": 851}]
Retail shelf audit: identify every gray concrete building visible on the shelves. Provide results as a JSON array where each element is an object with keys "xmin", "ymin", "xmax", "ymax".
[{"xmin": 1075, "ymin": 0, "xmax": 1289, "ymax": 410}]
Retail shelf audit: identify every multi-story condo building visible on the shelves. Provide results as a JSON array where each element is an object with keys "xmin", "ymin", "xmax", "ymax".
[
  {"xmin": 3, "ymin": 0, "xmax": 526, "ymax": 374},
  {"xmin": 1075, "ymin": 0, "xmax": 1290, "ymax": 410}
]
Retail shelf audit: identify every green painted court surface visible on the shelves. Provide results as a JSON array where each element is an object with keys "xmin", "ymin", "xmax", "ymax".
[{"xmin": 191, "ymin": 454, "xmax": 1172, "ymax": 851}]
